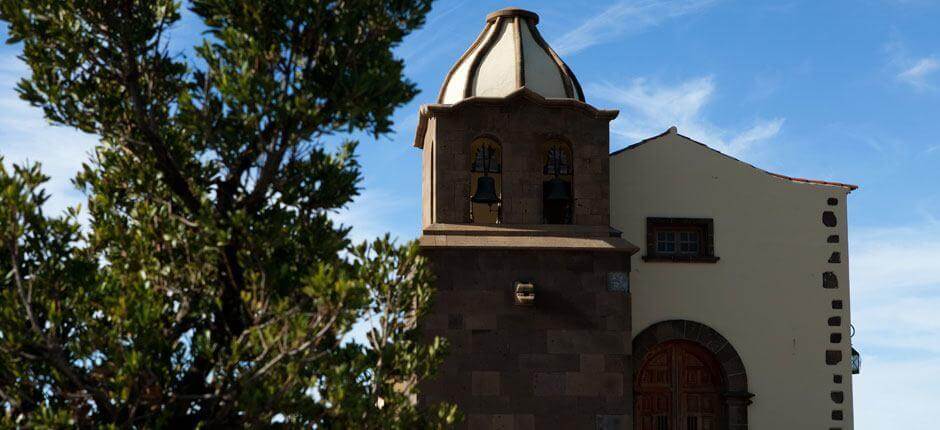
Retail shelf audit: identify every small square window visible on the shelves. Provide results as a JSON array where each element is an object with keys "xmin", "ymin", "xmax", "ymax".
[
  {"xmin": 678, "ymin": 231, "xmax": 699, "ymax": 254},
  {"xmin": 644, "ymin": 218, "xmax": 718, "ymax": 263},
  {"xmin": 654, "ymin": 228, "xmax": 698, "ymax": 256},
  {"xmin": 656, "ymin": 231, "xmax": 676, "ymax": 253}
]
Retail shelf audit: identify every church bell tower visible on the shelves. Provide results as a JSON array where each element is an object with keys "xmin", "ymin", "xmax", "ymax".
[{"xmin": 414, "ymin": 8, "xmax": 639, "ymax": 428}]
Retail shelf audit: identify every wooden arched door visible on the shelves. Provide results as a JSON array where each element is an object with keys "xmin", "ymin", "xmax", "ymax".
[{"xmin": 635, "ymin": 340, "xmax": 724, "ymax": 430}]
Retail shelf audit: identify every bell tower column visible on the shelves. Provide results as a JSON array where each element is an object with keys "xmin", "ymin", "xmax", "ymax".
[{"xmin": 413, "ymin": 8, "xmax": 639, "ymax": 428}]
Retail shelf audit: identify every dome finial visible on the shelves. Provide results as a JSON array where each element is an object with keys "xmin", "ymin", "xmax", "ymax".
[{"xmin": 485, "ymin": 8, "xmax": 539, "ymax": 24}]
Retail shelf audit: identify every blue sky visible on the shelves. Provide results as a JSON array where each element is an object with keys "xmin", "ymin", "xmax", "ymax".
[{"xmin": 2, "ymin": 1, "xmax": 939, "ymax": 428}]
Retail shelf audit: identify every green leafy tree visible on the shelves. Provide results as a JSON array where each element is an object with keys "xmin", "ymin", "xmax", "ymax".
[{"xmin": 0, "ymin": 0, "xmax": 457, "ymax": 427}]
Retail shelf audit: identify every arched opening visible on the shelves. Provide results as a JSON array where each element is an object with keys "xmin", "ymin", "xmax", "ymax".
[
  {"xmin": 635, "ymin": 340, "xmax": 723, "ymax": 430},
  {"xmin": 633, "ymin": 320, "xmax": 752, "ymax": 430},
  {"xmin": 541, "ymin": 140, "xmax": 572, "ymax": 224},
  {"xmin": 469, "ymin": 137, "xmax": 502, "ymax": 224}
]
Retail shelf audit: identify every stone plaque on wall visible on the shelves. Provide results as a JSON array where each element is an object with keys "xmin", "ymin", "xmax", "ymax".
[{"xmin": 607, "ymin": 272, "xmax": 629, "ymax": 293}]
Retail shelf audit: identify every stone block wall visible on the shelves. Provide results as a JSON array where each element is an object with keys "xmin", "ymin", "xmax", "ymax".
[{"xmin": 419, "ymin": 248, "xmax": 632, "ymax": 429}]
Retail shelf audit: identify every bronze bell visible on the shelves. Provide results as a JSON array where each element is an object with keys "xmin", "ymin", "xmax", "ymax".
[
  {"xmin": 471, "ymin": 175, "xmax": 500, "ymax": 205},
  {"xmin": 543, "ymin": 177, "xmax": 571, "ymax": 202}
]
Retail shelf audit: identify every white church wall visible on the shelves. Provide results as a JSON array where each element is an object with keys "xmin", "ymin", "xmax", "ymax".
[{"xmin": 610, "ymin": 131, "xmax": 854, "ymax": 429}]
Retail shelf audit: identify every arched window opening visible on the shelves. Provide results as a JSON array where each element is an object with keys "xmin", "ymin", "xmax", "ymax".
[
  {"xmin": 542, "ymin": 140, "xmax": 573, "ymax": 224},
  {"xmin": 469, "ymin": 138, "xmax": 502, "ymax": 224}
]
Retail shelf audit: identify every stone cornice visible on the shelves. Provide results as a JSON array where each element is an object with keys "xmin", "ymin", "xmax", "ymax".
[
  {"xmin": 418, "ymin": 233, "xmax": 639, "ymax": 253},
  {"xmin": 413, "ymin": 87, "xmax": 619, "ymax": 148}
]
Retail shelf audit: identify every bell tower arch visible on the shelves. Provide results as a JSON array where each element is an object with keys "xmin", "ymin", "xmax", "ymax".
[
  {"xmin": 541, "ymin": 138, "xmax": 574, "ymax": 224},
  {"xmin": 469, "ymin": 136, "xmax": 502, "ymax": 224},
  {"xmin": 414, "ymin": 8, "xmax": 640, "ymax": 428}
]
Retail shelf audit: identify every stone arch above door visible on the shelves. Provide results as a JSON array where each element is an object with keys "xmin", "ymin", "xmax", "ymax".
[{"xmin": 633, "ymin": 320, "xmax": 754, "ymax": 430}]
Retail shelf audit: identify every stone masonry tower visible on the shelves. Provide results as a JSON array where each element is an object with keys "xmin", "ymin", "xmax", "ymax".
[{"xmin": 413, "ymin": 8, "xmax": 640, "ymax": 429}]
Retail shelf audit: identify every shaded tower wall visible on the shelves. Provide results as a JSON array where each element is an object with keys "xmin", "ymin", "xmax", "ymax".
[
  {"xmin": 420, "ymin": 248, "xmax": 632, "ymax": 429},
  {"xmin": 415, "ymin": 90, "xmax": 638, "ymax": 429}
]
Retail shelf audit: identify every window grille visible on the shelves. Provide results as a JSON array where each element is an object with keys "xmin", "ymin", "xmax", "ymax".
[
  {"xmin": 543, "ymin": 145, "xmax": 571, "ymax": 176},
  {"xmin": 471, "ymin": 145, "xmax": 500, "ymax": 173}
]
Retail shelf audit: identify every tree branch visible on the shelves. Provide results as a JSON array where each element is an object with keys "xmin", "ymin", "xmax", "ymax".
[
  {"xmin": 115, "ymin": 3, "xmax": 201, "ymax": 215},
  {"xmin": 8, "ymin": 223, "xmax": 118, "ymax": 420}
]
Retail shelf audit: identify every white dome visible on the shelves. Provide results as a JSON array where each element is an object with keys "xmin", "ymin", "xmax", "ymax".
[{"xmin": 437, "ymin": 8, "xmax": 585, "ymax": 104}]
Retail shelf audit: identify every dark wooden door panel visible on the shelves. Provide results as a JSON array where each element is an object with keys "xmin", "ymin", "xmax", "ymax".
[{"xmin": 636, "ymin": 341, "xmax": 723, "ymax": 430}]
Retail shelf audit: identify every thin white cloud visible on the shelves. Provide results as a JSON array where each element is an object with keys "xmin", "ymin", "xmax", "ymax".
[
  {"xmin": 854, "ymin": 296, "xmax": 940, "ymax": 354},
  {"xmin": 331, "ymin": 187, "xmax": 419, "ymax": 244},
  {"xmin": 850, "ymin": 224, "xmax": 940, "ymax": 296},
  {"xmin": 553, "ymin": 0, "xmax": 718, "ymax": 56},
  {"xmin": 397, "ymin": 0, "xmax": 470, "ymax": 75},
  {"xmin": 727, "ymin": 117, "xmax": 784, "ymax": 155},
  {"xmin": 848, "ymin": 221, "xmax": 940, "ymax": 429},
  {"xmin": 589, "ymin": 76, "xmax": 784, "ymax": 156},
  {"xmin": 854, "ymin": 357, "xmax": 940, "ymax": 430},
  {"xmin": 897, "ymin": 57, "xmax": 939, "ymax": 90},
  {"xmin": 885, "ymin": 39, "xmax": 938, "ymax": 91}
]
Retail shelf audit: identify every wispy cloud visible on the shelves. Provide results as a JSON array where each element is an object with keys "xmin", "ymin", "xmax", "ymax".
[
  {"xmin": 851, "ymin": 233, "xmax": 940, "ymax": 429},
  {"xmin": 849, "ymin": 221, "xmax": 940, "ymax": 367},
  {"xmin": 885, "ymin": 39, "xmax": 939, "ymax": 91},
  {"xmin": 854, "ymin": 295, "xmax": 940, "ymax": 354},
  {"xmin": 553, "ymin": 0, "xmax": 718, "ymax": 56},
  {"xmin": 727, "ymin": 117, "xmax": 784, "ymax": 152},
  {"xmin": 850, "ymin": 224, "xmax": 940, "ymax": 296},
  {"xmin": 396, "ymin": 0, "xmax": 470, "ymax": 76},
  {"xmin": 854, "ymin": 356, "xmax": 940, "ymax": 429},
  {"xmin": 849, "ymin": 220, "xmax": 940, "ymax": 428},
  {"xmin": 589, "ymin": 76, "xmax": 784, "ymax": 156},
  {"xmin": 331, "ymin": 187, "xmax": 419, "ymax": 244},
  {"xmin": 897, "ymin": 57, "xmax": 939, "ymax": 90}
]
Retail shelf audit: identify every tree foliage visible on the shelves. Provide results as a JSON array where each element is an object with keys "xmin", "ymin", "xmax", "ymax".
[{"xmin": 0, "ymin": 0, "xmax": 456, "ymax": 427}]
